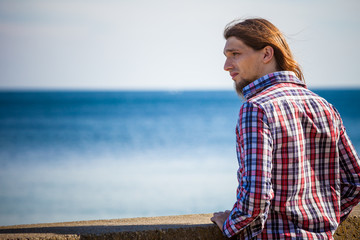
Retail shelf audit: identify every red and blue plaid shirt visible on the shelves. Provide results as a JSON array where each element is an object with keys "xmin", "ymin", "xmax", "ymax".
[{"xmin": 223, "ymin": 71, "xmax": 360, "ymax": 239}]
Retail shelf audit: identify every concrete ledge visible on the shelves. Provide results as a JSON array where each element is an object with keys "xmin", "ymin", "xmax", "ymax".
[
  {"xmin": 0, "ymin": 214, "xmax": 227, "ymax": 240},
  {"xmin": 1, "ymin": 206, "xmax": 359, "ymax": 240}
]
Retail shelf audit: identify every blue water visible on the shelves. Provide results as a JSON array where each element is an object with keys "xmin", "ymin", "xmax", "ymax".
[{"xmin": 0, "ymin": 90, "xmax": 359, "ymax": 226}]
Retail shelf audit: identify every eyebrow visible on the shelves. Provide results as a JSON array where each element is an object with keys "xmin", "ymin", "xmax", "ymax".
[{"xmin": 223, "ymin": 48, "xmax": 240, "ymax": 56}]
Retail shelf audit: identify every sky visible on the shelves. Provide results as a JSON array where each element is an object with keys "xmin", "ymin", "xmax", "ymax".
[{"xmin": 0, "ymin": 0, "xmax": 360, "ymax": 90}]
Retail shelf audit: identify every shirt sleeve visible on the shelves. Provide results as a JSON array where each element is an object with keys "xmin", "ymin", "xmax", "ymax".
[
  {"xmin": 223, "ymin": 102, "xmax": 274, "ymax": 238},
  {"xmin": 338, "ymin": 126, "xmax": 360, "ymax": 222}
]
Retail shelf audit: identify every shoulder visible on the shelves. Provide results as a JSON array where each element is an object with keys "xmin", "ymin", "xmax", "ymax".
[
  {"xmin": 238, "ymin": 101, "xmax": 269, "ymax": 126},
  {"xmin": 239, "ymin": 101, "xmax": 264, "ymax": 115}
]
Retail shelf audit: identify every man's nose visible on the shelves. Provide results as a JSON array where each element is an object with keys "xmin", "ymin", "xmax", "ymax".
[{"xmin": 224, "ymin": 59, "xmax": 232, "ymax": 71}]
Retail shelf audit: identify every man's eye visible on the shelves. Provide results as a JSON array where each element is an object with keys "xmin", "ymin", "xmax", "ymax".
[{"xmin": 233, "ymin": 52, "xmax": 240, "ymax": 56}]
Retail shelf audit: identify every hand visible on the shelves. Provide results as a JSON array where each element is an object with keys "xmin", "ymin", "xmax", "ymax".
[{"xmin": 211, "ymin": 210, "xmax": 231, "ymax": 232}]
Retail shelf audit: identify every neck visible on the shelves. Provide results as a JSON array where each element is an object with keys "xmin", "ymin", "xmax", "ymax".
[{"xmin": 260, "ymin": 61, "xmax": 278, "ymax": 78}]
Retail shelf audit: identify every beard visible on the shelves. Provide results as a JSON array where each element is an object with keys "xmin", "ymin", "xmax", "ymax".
[{"xmin": 234, "ymin": 79, "xmax": 251, "ymax": 99}]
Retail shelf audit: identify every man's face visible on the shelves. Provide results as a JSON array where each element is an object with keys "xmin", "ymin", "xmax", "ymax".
[{"xmin": 223, "ymin": 36, "xmax": 264, "ymax": 96}]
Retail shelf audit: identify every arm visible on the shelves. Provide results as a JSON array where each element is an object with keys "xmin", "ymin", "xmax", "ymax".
[
  {"xmin": 222, "ymin": 102, "xmax": 274, "ymax": 238},
  {"xmin": 339, "ymin": 127, "xmax": 360, "ymax": 222}
]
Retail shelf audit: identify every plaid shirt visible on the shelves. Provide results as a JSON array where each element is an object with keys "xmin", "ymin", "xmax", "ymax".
[{"xmin": 223, "ymin": 71, "xmax": 360, "ymax": 239}]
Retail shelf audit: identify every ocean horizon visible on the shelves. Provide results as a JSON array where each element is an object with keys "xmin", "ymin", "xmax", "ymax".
[{"xmin": 1, "ymin": 89, "xmax": 359, "ymax": 226}]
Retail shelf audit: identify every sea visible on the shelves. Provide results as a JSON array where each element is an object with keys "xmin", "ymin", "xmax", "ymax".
[{"xmin": 0, "ymin": 89, "xmax": 359, "ymax": 226}]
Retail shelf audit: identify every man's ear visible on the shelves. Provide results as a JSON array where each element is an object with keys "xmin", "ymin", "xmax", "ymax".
[{"xmin": 262, "ymin": 46, "xmax": 274, "ymax": 64}]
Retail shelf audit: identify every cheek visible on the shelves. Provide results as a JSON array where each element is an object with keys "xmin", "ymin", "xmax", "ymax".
[
  {"xmin": 242, "ymin": 57, "xmax": 258, "ymax": 73},
  {"xmin": 234, "ymin": 59, "xmax": 244, "ymax": 71},
  {"xmin": 237, "ymin": 61, "xmax": 250, "ymax": 75},
  {"xmin": 237, "ymin": 57, "xmax": 250, "ymax": 68}
]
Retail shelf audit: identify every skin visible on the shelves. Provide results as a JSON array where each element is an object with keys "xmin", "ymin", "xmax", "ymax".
[
  {"xmin": 211, "ymin": 36, "xmax": 278, "ymax": 232},
  {"xmin": 222, "ymin": 36, "xmax": 277, "ymax": 96}
]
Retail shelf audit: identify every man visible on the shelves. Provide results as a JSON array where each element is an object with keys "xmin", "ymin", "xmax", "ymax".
[{"xmin": 211, "ymin": 18, "xmax": 360, "ymax": 239}]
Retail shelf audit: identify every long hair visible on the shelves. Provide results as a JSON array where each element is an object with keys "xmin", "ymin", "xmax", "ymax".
[{"xmin": 224, "ymin": 18, "xmax": 304, "ymax": 82}]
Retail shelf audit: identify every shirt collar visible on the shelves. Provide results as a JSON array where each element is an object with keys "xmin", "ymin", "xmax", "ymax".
[{"xmin": 243, "ymin": 71, "xmax": 306, "ymax": 100}]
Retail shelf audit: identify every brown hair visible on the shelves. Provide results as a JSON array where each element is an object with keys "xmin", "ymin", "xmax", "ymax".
[{"xmin": 224, "ymin": 18, "xmax": 304, "ymax": 82}]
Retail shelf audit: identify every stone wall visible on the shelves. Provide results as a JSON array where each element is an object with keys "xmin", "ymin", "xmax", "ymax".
[{"xmin": 0, "ymin": 205, "xmax": 359, "ymax": 240}]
